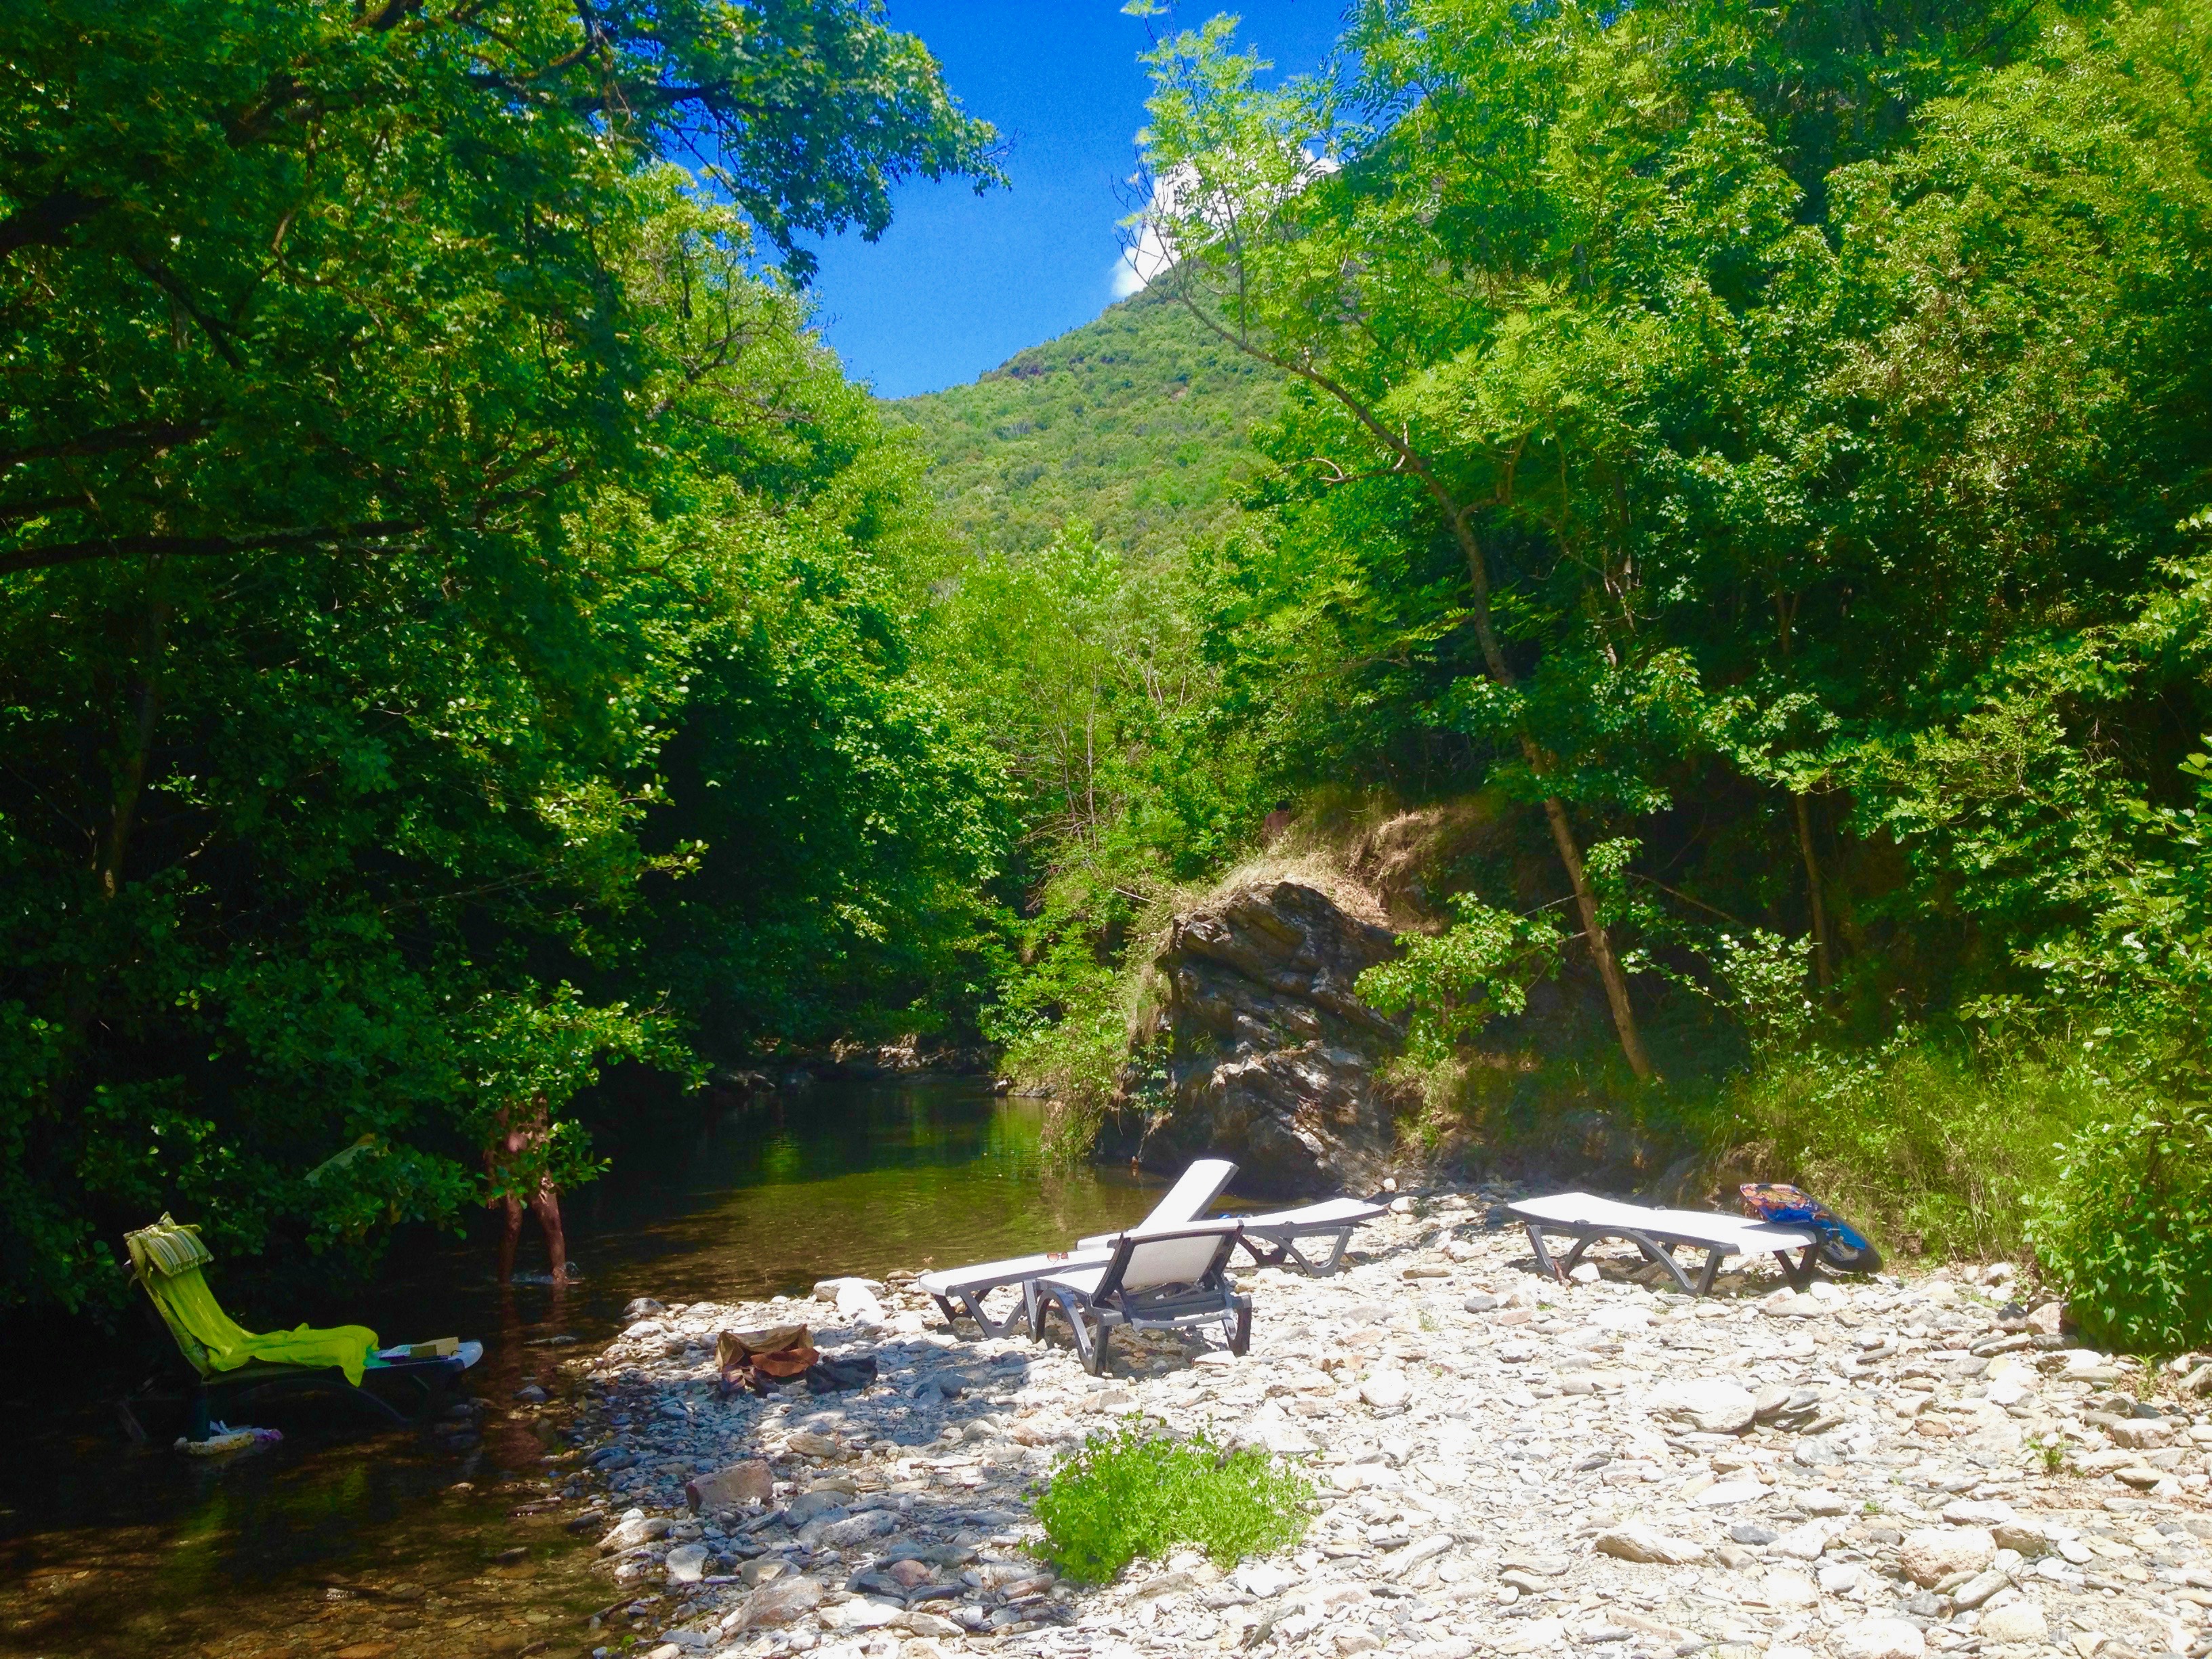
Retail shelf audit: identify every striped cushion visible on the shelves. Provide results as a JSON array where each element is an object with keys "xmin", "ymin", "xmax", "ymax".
[{"xmin": 124, "ymin": 1213, "xmax": 215, "ymax": 1279}]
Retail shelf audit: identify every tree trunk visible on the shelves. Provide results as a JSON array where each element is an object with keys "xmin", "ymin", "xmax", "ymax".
[
  {"xmin": 1437, "ymin": 504, "xmax": 1656, "ymax": 1082},
  {"xmin": 1774, "ymin": 593, "xmax": 1833, "ymax": 996},
  {"xmin": 1538, "ymin": 789, "xmax": 1656, "ymax": 1078},
  {"xmin": 48, "ymin": 583, "xmax": 172, "ymax": 1128},
  {"xmin": 1165, "ymin": 289, "xmax": 1656, "ymax": 1080},
  {"xmin": 1793, "ymin": 790, "xmax": 1834, "ymax": 994},
  {"xmin": 96, "ymin": 596, "xmax": 169, "ymax": 896}
]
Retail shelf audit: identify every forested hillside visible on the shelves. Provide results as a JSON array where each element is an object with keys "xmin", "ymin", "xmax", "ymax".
[
  {"xmin": 959, "ymin": 0, "xmax": 2212, "ymax": 1353},
  {"xmin": 8, "ymin": 0, "xmax": 2211, "ymax": 1357},
  {"xmin": 886, "ymin": 287, "xmax": 1279, "ymax": 560}
]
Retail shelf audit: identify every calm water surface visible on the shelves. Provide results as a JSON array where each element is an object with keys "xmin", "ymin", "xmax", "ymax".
[{"xmin": 0, "ymin": 1079, "xmax": 1163, "ymax": 1659}]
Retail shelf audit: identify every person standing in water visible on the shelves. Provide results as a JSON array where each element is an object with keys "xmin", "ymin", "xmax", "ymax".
[{"xmin": 485, "ymin": 1092, "xmax": 567, "ymax": 1285}]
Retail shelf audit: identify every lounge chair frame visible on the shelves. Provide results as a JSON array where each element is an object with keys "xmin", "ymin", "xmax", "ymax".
[
  {"xmin": 122, "ymin": 1239, "xmax": 479, "ymax": 1442},
  {"xmin": 1026, "ymin": 1223, "xmax": 1252, "ymax": 1377},
  {"xmin": 1509, "ymin": 1193, "xmax": 1822, "ymax": 1296},
  {"xmin": 121, "ymin": 1311, "xmax": 480, "ymax": 1443},
  {"xmin": 919, "ymin": 1246, "xmax": 1114, "ymax": 1339},
  {"xmin": 1227, "ymin": 1197, "xmax": 1388, "ymax": 1276},
  {"xmin": 1080, "ymin": 1192, "xmax": 1387, "ymax": 1279},
  {"xmin": 921, "ymin": 1158, "xmax": 1239, "ymax": 1337}
]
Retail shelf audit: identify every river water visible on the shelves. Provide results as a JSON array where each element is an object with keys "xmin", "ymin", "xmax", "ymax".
[{"xmin": 0, "ymin": 1079, "xmax": 1162, "ymax": 1659}]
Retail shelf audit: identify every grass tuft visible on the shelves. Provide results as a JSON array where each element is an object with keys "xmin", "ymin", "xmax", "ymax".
[{"xmin": 1033, "ymin": 1422, "xmax": 1313, "ymax": 1584}]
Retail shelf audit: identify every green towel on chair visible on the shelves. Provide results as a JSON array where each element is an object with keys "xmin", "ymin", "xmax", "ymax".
[{"xmin": 125, "ymin": 1214, "xmax": 379, "ymax": 1387}]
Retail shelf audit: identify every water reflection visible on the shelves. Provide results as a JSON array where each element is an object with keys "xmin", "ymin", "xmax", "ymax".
[{"xmin": 0, "ymin": 1079, "xmax": 1159, "ymax": 1659}]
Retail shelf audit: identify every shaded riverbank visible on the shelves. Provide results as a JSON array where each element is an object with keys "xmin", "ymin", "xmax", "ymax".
[{"xmin": 0, "ymin": 1081, "xmax": 1166, "ymax": 1659}]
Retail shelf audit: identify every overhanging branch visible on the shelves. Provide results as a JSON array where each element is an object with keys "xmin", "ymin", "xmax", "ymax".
[{"xmin": 0, "ymin": 521, "xmax": 422, "ymax": 577}]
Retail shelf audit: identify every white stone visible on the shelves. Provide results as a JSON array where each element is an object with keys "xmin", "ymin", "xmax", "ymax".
[
  {"xmin": 835, "ymin": 1282, "xmax": 886, "ymax": 1326},
  {"xmin": 598, "ymin": 1509, "xmax": 670, "ymax": 1553},
  {"xmin": 1359, "ymin": 1370, "xmax": 1410, "ymax": 1410},
  {"xmin": 1645, "ymin": 1377, "xmax": 1759, "ymax": 1435},
  {"xmin": 1835, "ymin": 1618, "xmax": 1928, "ymax": 1659},
  {"xmin": 1594, "ymin": 1523, "xmax": 1706, "ymax": 1565},
  {"xmin": 1772, "ymin": 1519, "xmax": 1834, "ymax": 1561},
  {"xmin": 817, "ymin": 1599, "xmax": 902, "ymax": 1632},
  {"xmin": 1980, "ymin": 1602, "xmax": 2049, "ymax": 1643},
  {"xmin": 1901, "ymin": 1526, "xmax": 1996, "ymax": 1588},
  {"xmin": 1235, "ymin": 1404, "xmax": 1319, "ymax": 1457},
  {"xmin": 1234, "ymin": 1561, "xmax": 1295, "ymax": 1599},
  {"xmin": 1952, "ymin": 1568, "xmax": 2013, "ymax": 1610},
  {"xmin": 664, "ymin": 1543, "xmax": 708, "ymax": 1584},
  {"xmin": 1942, "ymin": 1500, "xmax": 2016, "ymax": 1527},
  {"xmin": 1496, "ymin": 1617, "xmax": 1565, "ymax": 1654},
  {"xmin": 1762, "ymin": 1569, "xmax": 1820, "ymax": 1607}
]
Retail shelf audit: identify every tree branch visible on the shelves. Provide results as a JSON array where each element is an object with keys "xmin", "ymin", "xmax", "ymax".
[
  {"xmin": 0, "ymin": 189, "xmax": 102, "ymax": 258},
  {"xmin": 0, "ymin": 422, "xmax": 209, "ymax": 470},
  {"xmin": 0, "ymin": 521, "xmax": 421, "ymax": 577}
]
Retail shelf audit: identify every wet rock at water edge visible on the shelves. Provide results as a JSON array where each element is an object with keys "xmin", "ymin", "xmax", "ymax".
[
  {"xmin": 684, "ymin": 1460, "xmax": 773, "ymax": 1513},
  {"xmin": 735, "ymin": 1576, "xmax": 823, "ymax": 1630}
]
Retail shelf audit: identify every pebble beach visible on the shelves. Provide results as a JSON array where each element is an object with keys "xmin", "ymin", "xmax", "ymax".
[{"xmin": 518, "ymin": 1184, "xmax": 2212, "ymax": 1659}]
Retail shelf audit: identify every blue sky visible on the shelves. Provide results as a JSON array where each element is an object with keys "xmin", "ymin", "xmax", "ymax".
[{"xmin": 798, "ymin": 2, "xmax": 1345, "ymax": 400}]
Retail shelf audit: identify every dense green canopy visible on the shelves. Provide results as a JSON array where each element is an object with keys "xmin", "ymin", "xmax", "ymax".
[
  {"xmin": 0, "ymin": 0, "xmax": 1003, "ymax": 1311},
  {"xmin": 1105, "ymin": 0, "xmax": 2212, "ymax": 1345},
  {"xmin": 9, "ymin": 0, "xmax": 2212, "ymax": 1349}
]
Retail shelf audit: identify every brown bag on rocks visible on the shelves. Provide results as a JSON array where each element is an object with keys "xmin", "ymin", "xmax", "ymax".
[{"xmin": 717, "ymin": 1325, "xmax": 818, "ymax": 1396}]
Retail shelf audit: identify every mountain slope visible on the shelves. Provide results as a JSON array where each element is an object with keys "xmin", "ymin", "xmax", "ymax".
[{"xmin": 883, "ymin": 285, "xmax": 1282, "ymax": 561}]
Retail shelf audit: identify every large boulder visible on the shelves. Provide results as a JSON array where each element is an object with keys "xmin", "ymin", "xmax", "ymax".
[{"xmin": 1108, "ymin": 880, "xmax": 1411, "ymax": 1195}]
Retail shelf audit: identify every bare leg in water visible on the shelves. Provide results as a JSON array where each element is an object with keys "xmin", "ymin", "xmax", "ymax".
[
  {"xmin": 529, "ymin": 1176, "xmax": 567, "ymax": 1283},
  {"xmin": 497, "ymin": 1192, "xmax": 525, "ymax": 1286}
]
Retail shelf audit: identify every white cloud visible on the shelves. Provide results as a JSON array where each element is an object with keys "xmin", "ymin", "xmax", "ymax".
[
  {"xmin": 1112, "ymin": 170, "xmax": 1183, "ymax": 299},
  {"xmin": 1110, "ymin": 149, "xmax": 1337, "ymax": 301}
]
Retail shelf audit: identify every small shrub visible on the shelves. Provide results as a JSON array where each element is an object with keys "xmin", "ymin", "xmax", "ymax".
[
  {"xmin": 1033, "ymin": 1422, "xmax": 1313, "ymax": 1583},
  {"xmin": 2030, "ymin": 1097, "xmax": 2212, "ymax": 1355}
]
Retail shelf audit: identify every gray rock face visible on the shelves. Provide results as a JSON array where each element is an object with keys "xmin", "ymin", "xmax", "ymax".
[{"xmin": 1112, "ymin": 880, "xmax": 1410, "ymax": 1194}]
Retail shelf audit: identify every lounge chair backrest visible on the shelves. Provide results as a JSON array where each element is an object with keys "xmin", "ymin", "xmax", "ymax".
[
  {"xmin": 1138, "ymin": 1158, "xmax": 1238, "ymax": 1231},
  {"xmin": 1107, "ymin": 1224, "xmax": 1240, "ymax": 1296}
]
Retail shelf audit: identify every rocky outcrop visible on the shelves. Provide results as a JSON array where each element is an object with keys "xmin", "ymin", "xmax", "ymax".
[{"xmin": 1107, "ymin": 880, "xmax": 1414, "ymax": 1195}]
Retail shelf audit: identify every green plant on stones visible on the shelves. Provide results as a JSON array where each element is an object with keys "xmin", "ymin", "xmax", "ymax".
[
  {"xmin": 2028, "ymin": 1433, "xmax": 2068, "ymax": 1477},
  {"xmin": 1033, "ymin": 1422, "xmax": 1313, "ymax": 1584}
]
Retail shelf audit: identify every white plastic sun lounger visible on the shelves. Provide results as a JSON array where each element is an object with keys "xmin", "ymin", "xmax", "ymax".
[
  {"xmin": 1080, "ymin": 1190, "xmax": 1386, "ymax": 1277},
  {"xmin": 1508, "ymin": 1191, "xmax": 1822, "ymax": 1296},
  {"xmin": 918, "ymin": 1158, "xmax": 1239, "ymax": 1336},
  {"xmin": 1028, "ymin": 1222, "xmax": 1252, "ymax": 1376},
  {"xmin": 1224, "ymin": 1196, "xmax": 1389, "ymax": 1275}
]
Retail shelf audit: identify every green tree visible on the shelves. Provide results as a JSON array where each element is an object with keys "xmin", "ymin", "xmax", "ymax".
[{"xmin": 0, "ymin": 0, "xmax": 1003, "ymax": 1312}]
